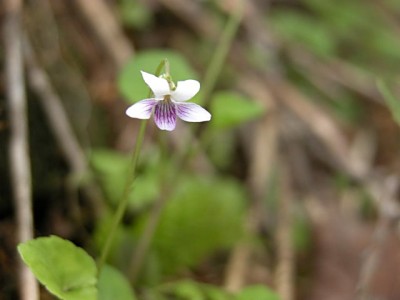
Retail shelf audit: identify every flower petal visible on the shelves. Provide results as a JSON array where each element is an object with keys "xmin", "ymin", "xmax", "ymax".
[
  {"xmin": 126, "ymin": 99, "xmax": 157, "ymax": 119},
  {"xmin": 171, "ymin": 80, "xmax": 200, "ymax": 102},
  {"xmin": 154, "ymin": 101, "xmax": 177, "ymax": 131},
  {"xmin": 141, "ymin": 71, "xmax": 170, "ymax": 99},
  {"xmin": 176, "ymin": 102, "xmax": 211, "ymax": 122}
]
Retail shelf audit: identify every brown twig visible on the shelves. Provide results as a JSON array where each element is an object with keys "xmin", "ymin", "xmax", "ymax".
[
  {"xmin": 72, "ymin": 0, "xmax": 134, "ymax": 70},
  {"xmin": 4, "ymin": 0, "xmax": 39, "ymax": 299},
  {"xmin": 275, "ymin": 164, "xmax": 295, "ymax": 300},
  {"xmin": 23, "ymin": 36, "xmax": 104, "ymax": 218},
  {"xmin": 357, "ymin": 175, "xmax": 400, "ymax": 299},
  {"xmin": 24, "ymin": 38, "xmax": 87, "ymax": 177},
  {"xmin": 224, "ymin": 90, "xmax": 278, "ymax": 292}
]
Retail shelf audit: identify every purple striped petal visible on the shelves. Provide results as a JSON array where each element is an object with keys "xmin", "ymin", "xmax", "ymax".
[
  {"xmin": 176, "ymin": 102, "xmax": 211, "ymax": 122},
  {"xmin": 154, "ymin": 100, "xmax": 177, "ymax": 131},
  {"xmin": 126, "ymin": 99, "xmax": 157, "ymax": 119}
]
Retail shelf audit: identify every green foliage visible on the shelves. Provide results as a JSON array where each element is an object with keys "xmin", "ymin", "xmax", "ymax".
[
  {"xmin": 118, "ymin": 0, "xmax": 152, "ymax": 29},
  {"xmin": 292, "ymin": 213, "xmax": 312, "ymax": 253},
  {"xmin": 210, "ymin": 91, "xmax": 265, "ymax": 130},
  {"xmin": 93, "ymin": 214, "xmax": 128, "ymax": 268},
  {"xmin": 235, "ymin": 285, "xmax": 280, "ymax": 300},
  {"xmin": 17, "ymin": 236, "xmax": 97, "ymax": 300},
  {"xmin": 270, "ymin": 0, "xmax": 400, "ymax": 76},
  {"xmin": 270, "ymin": 11, "xmax": 335, "ymax": 57},
  {"xmin": 377, "ymin": 80, "xmax": 400, "ymax": 126},
  {"xmin": 98, "ymin": 265, "xmax": 137, "ymax": 300},
  {"xmin": 208, "ymin": 131, "xmax": 236, "ymax": 170},
  {"xmin": 158, "ymin": 280, "xmax": 230, "ymax": 300},
  {"xmin": 91, "ymin": 149, "xmax": 160, "ymax": 210},
  {"xmin": 118, "ymin": 50, "xmax": 198, "ymax": 104},
  {"xmin": 156, "ymin": 281, "xmax": 280, "ymax": 300},
  {"xmin": 148, "ymin": 175, "xmax": 247, "ymax": 275}
]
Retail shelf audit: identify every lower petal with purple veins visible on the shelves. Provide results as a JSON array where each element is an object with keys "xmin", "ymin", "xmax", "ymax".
[{"xmin": 154, "ymin": 100, "xmax": 177, "ymax": 131}]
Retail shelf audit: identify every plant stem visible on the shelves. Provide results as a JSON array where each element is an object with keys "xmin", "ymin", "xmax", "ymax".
[
  {"xmin": 128, "ymin": 182, "xmax": 170, "ymax": 283},
  {"xmin": 97, "ymin": 59, "xmax": 168, "ymax": 273},
  {"xmin": 127, "ymin": 6, "xmax": 243, "ymax": 281},
  {"xmin": 98, "ymin": 120, "xmax": 147, "ymax": 273},
  {"xmin": 200, "ymin": 0, "xmax": 243, "ymax": 106}
]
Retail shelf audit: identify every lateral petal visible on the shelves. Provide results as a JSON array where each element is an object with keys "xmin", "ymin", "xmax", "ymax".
[
  {"xmin": 176, "ymin": 102, "xmax": 211, "ymax": 122},
  {"xmin": 126, "ymin": 99, "xmax": 157, "ymax": 119}
]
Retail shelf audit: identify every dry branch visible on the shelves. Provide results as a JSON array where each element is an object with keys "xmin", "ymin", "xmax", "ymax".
[
  {"xmin": 275, "ymin": 165, "xmax": 295, "ymax": 300},
  {"xmin": 357, "ymin": 175, "xmax": 400, "ymax": 299},
  {"xmin": 24, "ymin": 38, "xmax": 87, "ymax": 177},
  {"xmin": 72, "ymin": 0, "xmax": 134, "ymax": 70},
  {"xmin": 4, "ymin": 0, "xmax": 39, "ymax": 299},
  {"xmin": 23, "ymin": 36, "xmax": 104, "ymax": 218}
]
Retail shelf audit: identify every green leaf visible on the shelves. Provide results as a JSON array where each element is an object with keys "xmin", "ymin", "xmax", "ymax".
[
  {"xmin": 162, "ymin": 280, "xmax": 204, "ymax": 300},
  {"xmin": 236, "ymin": 285, "xmax": 280, "ymax": 300},
  {"xmin": 17, "ymin": 236, "xmax": 97, "ymax": 300},
  {"xmin": 148, "ymin": 175, "xmax": 246, "ymax": 275},
  {"xmin": 91, "ymin": 149, "xmax": 160, "ymax": 210},
  {"xmin": 118, "ymin": 50, "xmax": 198, "ymax": 104},
  {"xmin": 98, "ymin": 265, "xmax": 136, "ymax": 300},
  {"xmin": 118, "ymin": 0, "xmax": 152, "ymax": 29},
  {"xmin": 270, "ymin": 11, "xmax": 336, "ymax": 57},
  {"xmin": 377, "ymin": 80, "xmax": 400, "ymax": 126},
  {"xmin": 158, "ymin": 280, "xmax": 230, "ymax": 300},
  {"xmin": 210, "ymin": 91, "xmax": 265, "ymax": 130},
  {"xmin": 208, "ymin": 131, "xmax": 236, "ymax": 169}
]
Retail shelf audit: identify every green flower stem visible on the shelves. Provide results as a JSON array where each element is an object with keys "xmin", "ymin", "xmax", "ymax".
[
  {"xmin": 127, "ymin": 9, "xmax": 244, "ymax": 280},
  {"xmin": 128, "ymin": 177, "xmax": 171, "ymax": 283},
  {"xmin": 97, "ymin": 59, "xmax": 168, "ymax": 273},
  {"xmin": 181, "ymin": 1, "xmax": 243, "ymax": 163},
  {"xmin": 199, "ymin": 0, "xmax": 243, "ymax": 106},
  {"xmin": 98, "ymin": 120, "xmax": 147, "ymax": 273},
  {"xmin": 127, "ymin": 6, "xmax": 243, "ymax": 276}
]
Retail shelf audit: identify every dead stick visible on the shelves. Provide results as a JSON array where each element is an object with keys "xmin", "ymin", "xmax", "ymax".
[
  {"xmin": 23, "ymin": 38, "xmax": 87, "ymax": 177},
  {"xmin": 23, "ymin": 36, "xmax": 104, "ymax": 217},
  {"xmin": 73, "ymin": 0, "xmax": 134, "ymax": 70},
  {"xmin": 275, "ymin": 164, "xmax": 295, "ymax": 300},
  {"xmin": 357, "ymin": 176, "xmax": 400, "ymax": 299},
  {"xmin": 4, "ymin": 0, "xmax": 39, "ymax": 299}
]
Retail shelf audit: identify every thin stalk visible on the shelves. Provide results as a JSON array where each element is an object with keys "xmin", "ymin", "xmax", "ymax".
[
  {"xmin": 97, "ymin": 59, "xmax": 167, "ymax": 273},
  {"xmin": 98, "ymin": 120, "xmax": 147, "ymax": 273},
  {"xmin": 200, "ymin": 0, "xmax": 243, "ymax": 106},
  {"xmin": 127, "ymin": 5, "xmax": 243, "ymax": 277}
]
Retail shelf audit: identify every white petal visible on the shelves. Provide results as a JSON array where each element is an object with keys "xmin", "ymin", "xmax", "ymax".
[
  {"xmin": 141, "ymin": 71, "xmax": 170, "ymax": 99},
  {"xmin": 154, "ymin": 101, "xmax": 177, "ymax": 131},
  {"xmin": 176, "ymin": 102, "xmax": 211, "ymax": 122},
  {"xmin": 126, "ymin": 99, "xmax": 157, "ymax": 119},
  {"xmin": 171, "ymin": 80, "xmax": 200, "ymax": 102}
]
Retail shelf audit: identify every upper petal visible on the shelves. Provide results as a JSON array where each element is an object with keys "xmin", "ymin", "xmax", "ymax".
[
  {"xmin": 154, "ymin": 101, "xmax": 177, "ymax": 131},
  {"xmin": 176, "ymin": 102, "xmax": 211, "ymax": 122},
  {"xmin": 141, "ymin": 71, "xmax": 170, "ymax": 99},
  {"xmin": 171, "ymin": 79, "xmax": 200, "ymax": 102},
  {"xmin": 126, "ymin": 99, "xmax": 157, "ymax": 119}
]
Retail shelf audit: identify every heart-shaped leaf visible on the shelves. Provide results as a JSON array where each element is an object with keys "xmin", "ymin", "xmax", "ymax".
[{"xmin": 18, "ymin": 236, "xmax": 97, "ymax": 300}]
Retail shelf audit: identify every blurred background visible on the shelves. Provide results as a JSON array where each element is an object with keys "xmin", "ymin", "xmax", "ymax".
[{"xmin": 2, "ymin": 0, "xmax": 400, "ymax": 299}]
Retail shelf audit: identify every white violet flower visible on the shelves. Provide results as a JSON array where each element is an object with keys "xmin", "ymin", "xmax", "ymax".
[{"xmin": 126, "ymin": 71, "xmax": 211, "ymax": 131}]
